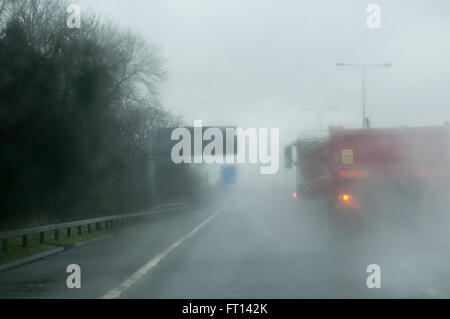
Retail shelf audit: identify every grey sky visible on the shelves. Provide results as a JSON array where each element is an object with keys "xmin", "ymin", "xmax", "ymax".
[{"xmin": 78, "ymin": 0, "xmax": 450, "ymax": 137}]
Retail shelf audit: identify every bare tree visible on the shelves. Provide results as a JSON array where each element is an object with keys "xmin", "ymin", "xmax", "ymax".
[{"xmin": 0, "ymin": 0, "xmax": 188, "ymax": 227}]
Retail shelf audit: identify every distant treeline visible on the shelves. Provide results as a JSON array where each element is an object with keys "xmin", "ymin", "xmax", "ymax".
[{"xmin": 0, "ymin": 0, "xmax": 200, "ymax": 229}]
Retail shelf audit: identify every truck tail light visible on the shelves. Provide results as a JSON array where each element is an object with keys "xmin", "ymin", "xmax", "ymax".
[{"xmin": 338, "ymin": 193, "xmax": 353, "ymax": 201}]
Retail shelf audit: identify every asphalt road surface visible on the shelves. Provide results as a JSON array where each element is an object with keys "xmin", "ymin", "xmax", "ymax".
[{"xmin": 1, "ymin": 188, "xmax": 450, "ymax": 299}]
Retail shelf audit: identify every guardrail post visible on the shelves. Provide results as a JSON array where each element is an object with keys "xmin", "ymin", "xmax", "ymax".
[{"xmin": 0, "ymin": 208, "xmax": 186, "ymax": 253}]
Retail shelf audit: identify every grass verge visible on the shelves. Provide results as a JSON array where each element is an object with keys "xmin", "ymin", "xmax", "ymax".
[{"xmin": 0, "ymin": 220, "xmax": 139, "ymax": 265}]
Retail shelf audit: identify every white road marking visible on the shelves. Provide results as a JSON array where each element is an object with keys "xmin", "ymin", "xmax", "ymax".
[
  {"xmin": 101, "ymin": 208, "xmax": 223, "ymax": 299},
  {"xmin": 421, "ymin": 287, "xmax": 449, "ymax": 299}
]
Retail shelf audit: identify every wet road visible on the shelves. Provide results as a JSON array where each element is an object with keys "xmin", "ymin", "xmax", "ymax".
[{"xmin": 1, "ymin": 189, "xmax": 450, "ymax": 298}]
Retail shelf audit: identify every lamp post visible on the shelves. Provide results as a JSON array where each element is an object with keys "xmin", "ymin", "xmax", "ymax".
[{"xmin": 336, "ymin": 63, "xmax": 392, "ymax": 128}]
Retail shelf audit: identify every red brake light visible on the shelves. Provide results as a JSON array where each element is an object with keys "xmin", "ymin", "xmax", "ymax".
[{"xmin": 338, "ymin": 193, "xmax": 353, "ymax": 201}]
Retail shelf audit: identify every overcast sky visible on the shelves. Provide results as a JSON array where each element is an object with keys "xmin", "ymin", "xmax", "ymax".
[{"xmin": 79, "ymin": 0, "xmax": 450, "ymax": 138}]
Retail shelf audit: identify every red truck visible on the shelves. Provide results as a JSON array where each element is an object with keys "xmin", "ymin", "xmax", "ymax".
[{"xmin": 285, "ymin": 124, "xmax": 450, "ymax": 219}]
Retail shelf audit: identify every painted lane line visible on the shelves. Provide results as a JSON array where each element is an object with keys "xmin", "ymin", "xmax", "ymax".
[
  {"xmin": 102, "ymin": 208, "xmax": 223, "ymax": 299},
  {"xmin": 421, "ymin": 287, "xmax": 449, "ymax": 299}
]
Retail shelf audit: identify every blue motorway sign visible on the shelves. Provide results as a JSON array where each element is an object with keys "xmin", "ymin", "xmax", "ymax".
[{"xmin": 221, "ymin": 165, "xmax": 237, "ymax": 185}]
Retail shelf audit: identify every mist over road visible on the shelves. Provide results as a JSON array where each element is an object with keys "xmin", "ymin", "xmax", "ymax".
[{"xmin": 1, "ymin": 189, "xmax": 449, "ymax": 299}]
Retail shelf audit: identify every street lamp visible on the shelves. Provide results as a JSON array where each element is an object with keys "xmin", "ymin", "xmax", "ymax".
[
  {"xmin": 336, "ymin": 62, "xmax": 392, "ymax": 128},
  {"xmin": 300, "ymin": 106, "xmax": 340, "ymax": 130}
]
